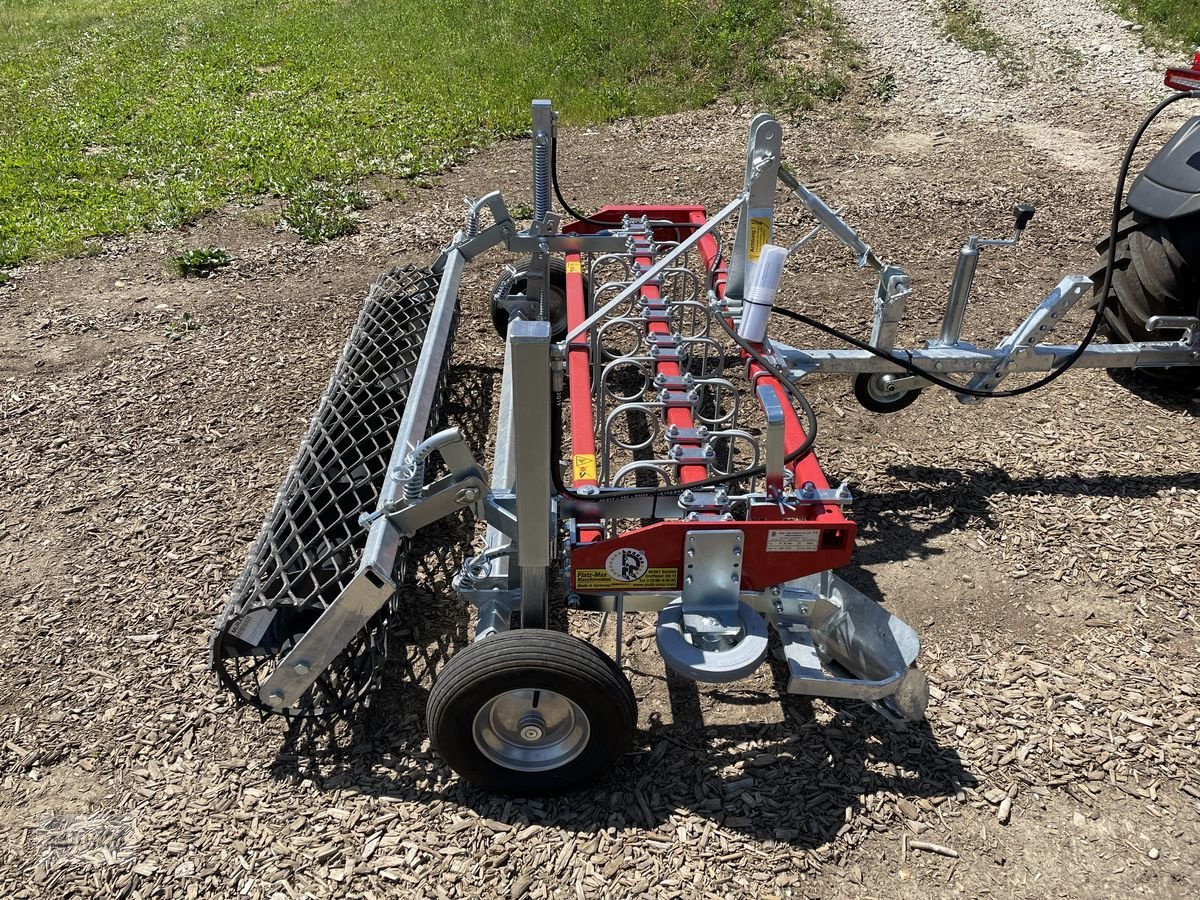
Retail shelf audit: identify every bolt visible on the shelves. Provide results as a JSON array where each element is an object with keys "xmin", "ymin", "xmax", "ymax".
[
  {"xmin": 267, "ymin": 690, "xmax": 285, "ymax": 705},
  {"xmin": 578, "ymin": 485, "xmax": 599, "ymax": 497},
  {"xmin": 935, "ymin": 361, "xmax": 944, "ymax": 370},
  {"xmin": 686, "ymin": 575, "xmax": 694, "ymax": 585},
  {"xmin": 680, "ymin": 490, "xmax": 695, "ymax": 505},
  {"xmin": 518, "ymin": 710, "xmax": 546, "ymax": 743},
  {"xmin": 294, "ymin": 661, "xmax": 310, "ymax": 675},
  {"xmin": 566, "ymin": 594, "xmax": 581, "ymax": 609},
  {"xmin": 455, "ymin": 487, "xmax": 480, "ymax": 504},
  {"xmin": 733, "ymin": 547, "xmax": 742, "ymax": 557},
  {"xmin": 731, "ymin": 574, "xmax": 740, "ymax": 583}
]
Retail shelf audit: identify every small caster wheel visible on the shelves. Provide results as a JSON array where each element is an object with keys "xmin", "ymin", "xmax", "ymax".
[
  {"xmin": 853, "ymin": 372, "xmax": 922, "ymax": 413},
  {"xmin": 655, "ymin": 599, "xmax": 769, "ymax": 683},
  {"xmin": 426, "ymin": 630, "xmax": 636, "ymax": 795},
  {"xmin": 491, "ymin": 257, "xmax": 581, "ymax": 342}
]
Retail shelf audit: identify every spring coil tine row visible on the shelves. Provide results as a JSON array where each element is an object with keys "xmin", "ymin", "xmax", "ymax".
[
  {"xmin": 574, "ymin": 217, "xmax": 772, "ymax": 495},
  {"xmin": 611, "ymin": 461, "xmax": 674, "ymax": 489}
]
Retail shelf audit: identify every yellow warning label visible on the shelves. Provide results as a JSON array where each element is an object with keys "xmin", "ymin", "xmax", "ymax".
[
  {"xmin": 565, "ymin": 260, "xmax": 583, "ymax": 275},
  {"xmin": 575, "ymin": 568, "xmax": 679, "ymax": 591},
  {"xmin": 748, "ymin": 217, "xmax": 772, "ymax": 261},
  {"xmin": 572, "ymin": 453, "xmax": 597, "ymax": 483}
]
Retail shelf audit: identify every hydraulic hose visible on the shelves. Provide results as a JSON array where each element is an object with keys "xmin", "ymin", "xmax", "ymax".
[{"xmin": 773, "ymin": 90, "xmax": 1200, "ymax": 399}]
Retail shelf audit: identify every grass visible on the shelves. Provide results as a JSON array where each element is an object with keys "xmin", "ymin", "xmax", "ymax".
[
  {"xmin": 0, "ymin": 0, "xmax": 854, "ymax": 269},
  {"xmin": 1115, "ymin": 1, "xmax": 1200, "ymax": 47},
  {"xmin": 938, "ymin": 0, "xmax": 1005, "ymax": 55},
  {"xmin": 169, "ymin": 246, "xmax": 231, "ymax": 277}
]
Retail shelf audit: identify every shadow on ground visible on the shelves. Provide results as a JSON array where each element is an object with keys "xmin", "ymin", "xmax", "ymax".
[{"xmin": 261, "ymin": 425, "xmax": 1200, "ymax": 847}]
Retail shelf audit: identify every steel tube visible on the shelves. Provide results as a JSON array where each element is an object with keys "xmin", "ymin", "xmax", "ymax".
[{"xmin": 563, "ymin": 193, "xmax": 745, "ymax": 344}]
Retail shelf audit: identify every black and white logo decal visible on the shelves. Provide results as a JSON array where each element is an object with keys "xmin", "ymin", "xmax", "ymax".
[{"xmin": 605, "ymin": 548, "xmax": 649, "ymax": 582}]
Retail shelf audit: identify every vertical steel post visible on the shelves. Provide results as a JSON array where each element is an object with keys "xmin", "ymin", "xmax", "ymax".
[
  {"xmin": 509, "ymin": 320, "xmax": 554, "ymax": 628},
  {"xmin": 726, "ymin": 116, "xmax": 782, "ymax": 304},
  {"xmin": 936, "ymin": 240, "xmax": 981, "ymax": 347}
]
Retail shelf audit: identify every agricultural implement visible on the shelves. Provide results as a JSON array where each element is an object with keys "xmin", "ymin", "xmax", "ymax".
[{"xmin": 211, "ymin": 60, "xmax": 1200, "ymax": 793}]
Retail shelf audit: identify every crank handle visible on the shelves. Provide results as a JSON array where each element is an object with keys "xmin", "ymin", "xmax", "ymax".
[{"xmin": 975, "ymin": 204, "xmax": 1036, "ymax": 248}]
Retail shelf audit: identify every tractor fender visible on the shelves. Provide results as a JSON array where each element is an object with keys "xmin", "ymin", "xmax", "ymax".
[{"xmin": 1127, "ymin": 116, "xmax": 1200, "ymax": 220}]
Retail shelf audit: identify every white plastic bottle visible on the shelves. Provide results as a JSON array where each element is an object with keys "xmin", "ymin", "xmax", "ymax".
[{"xmin": 737, "ymin": 243, "xmax": 787, "ymax": 343}]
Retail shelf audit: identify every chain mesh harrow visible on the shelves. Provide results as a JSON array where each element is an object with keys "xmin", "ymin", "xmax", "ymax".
[{"xmin": 210, "ymin": 265, "xmax": 447, "ymax": 717}]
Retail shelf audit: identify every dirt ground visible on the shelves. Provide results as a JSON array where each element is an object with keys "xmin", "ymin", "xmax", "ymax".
[{"xmin": 2, "ymin": 0, "xmax": 1200, "ymax": 898}]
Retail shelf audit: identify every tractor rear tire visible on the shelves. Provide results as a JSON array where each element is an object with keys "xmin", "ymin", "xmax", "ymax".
[{"xmin": 1095, "ymin": 209, "xmax": 1200, "ymax": 388}]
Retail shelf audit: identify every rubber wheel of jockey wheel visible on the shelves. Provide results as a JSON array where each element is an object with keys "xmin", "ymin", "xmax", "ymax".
[
  {"xmin": 427, "ymin": 630, "xmax": 636, "ymax": 795},
  {"xmin": 491, "ymin": 257, "xmax": 576, "ymax": 342},
  {"xmin": 853, "ymin": 373, "xmax": 922, "ymax": 413},
  {"xmin": 1093, "ymin": 209, "xmax": 1200, "ymax": 389}
]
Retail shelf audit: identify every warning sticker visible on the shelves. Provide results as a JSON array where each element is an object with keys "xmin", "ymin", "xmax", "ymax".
[
  {"xmin": 575, "ymin": 567, "xmax": 679, "ymax": 591},
  {"xmin": 572, "ymin": 453, "xmax": 597, "ymax": 483},
  {"xmin": 565, "ymin": 259, "xmax": 583, "ymax": 275},
  {"xmin": 765, "ymin": 529, "xmax": 821, "ymax": 553},
  {"xmin": 748, "ymin": 216, "xmax": 772, "ymax": 261}
]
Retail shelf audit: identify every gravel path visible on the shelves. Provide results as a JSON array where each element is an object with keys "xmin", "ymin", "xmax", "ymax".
[{"xmin": 2, "ymin": 2, "xmax": 1199, "ymax": 899}]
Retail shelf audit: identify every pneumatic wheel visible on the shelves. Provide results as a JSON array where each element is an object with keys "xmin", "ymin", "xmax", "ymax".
[
  {"xmin": 1094, "ymin": 209, "xmax": 1200, "ymax": 389},
  {"xmin": 427, "ymin": 630, "xmax": 636, "ymax": 795},
  {"xmin": 491, "ymin": 257, "xmax": 577, "ymax": 342},
  {"xmin": 853, "ymin": 373, "xmax": 922, "ymax": 413}
]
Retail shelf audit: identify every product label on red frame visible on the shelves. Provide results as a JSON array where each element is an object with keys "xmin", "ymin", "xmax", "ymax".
[
  {"xmin": 765, "ymin": 529, "xmax": 821, "ymax": 552},
  {"xmin": 574, "ymin": 567, "xmax": 678, "ymax": 590}
]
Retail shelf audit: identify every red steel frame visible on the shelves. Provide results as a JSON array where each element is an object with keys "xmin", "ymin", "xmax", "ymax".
[{"xmin": 561, "ymin": 205, "xmax": 855, "ymax": 593}]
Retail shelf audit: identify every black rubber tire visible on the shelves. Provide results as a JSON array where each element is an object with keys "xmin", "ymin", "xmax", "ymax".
[
  {"xmin": 852, "ymin": 372, "xmax": 922, "ymax": 414},
  {"xmin": 1094, "ymin": 209, "xmax": 1200, "ymax": 388},
  {"xmin": 427, "ymin": 630, "xmax": 636, "ymax": 795},
  {"xmin": 491, "ymin": 257, "xmax": 577, "ymax": 342}
]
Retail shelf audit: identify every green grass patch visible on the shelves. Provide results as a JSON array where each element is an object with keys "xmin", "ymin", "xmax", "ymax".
[
  {"xmin": 0, "ymin": 0, "xmax": 854, "ymax": 269},
  {"xmin": 938, "ymin": 0, "xmax": 1005, "ymax": 55},
  {"xmin": 169, "ymin": 246, "xmax": 231, "ymax": 277},
  {"xmin": 1115, "ymin": 1, "xmax": 1200, "ymax": 47}
]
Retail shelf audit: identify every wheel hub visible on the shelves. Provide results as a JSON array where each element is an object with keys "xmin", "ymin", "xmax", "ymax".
[
  {"xmin": 472, "ymin": 689, "xmax": 590, "ymax": 772},
  {"xmin": 517, "ymin": 711, "xmax": 546, "ymax": 742}
]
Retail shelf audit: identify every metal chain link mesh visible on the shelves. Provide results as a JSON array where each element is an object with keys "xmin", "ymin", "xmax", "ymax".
[{"xmin": 211, "ymin": 265, "xmax": 444, "ymax": 716}]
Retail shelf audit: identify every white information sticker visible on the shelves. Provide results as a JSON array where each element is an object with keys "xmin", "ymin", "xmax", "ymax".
[{"xmin": 765, "ymin": 529, "xmax": 820, "ymax": 553}]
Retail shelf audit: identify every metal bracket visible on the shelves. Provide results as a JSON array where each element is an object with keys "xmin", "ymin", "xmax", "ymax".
[
  {"xmin": 1147, "ymin": 315, "xmax": 1200, "ymax": 345},
  {"xmin": 756, "ymin": 383, "xmax": 786, "ymax": 497},
  {"xmin": 769, "ymin": 572, "xmax": 921, "ymax": 702},
  {"xmin": 727, "ymin": 116, "xmax": 782, "ymax": 302},
  {"xmin": 681, "ymin": 529, "xmax": 744, "ymax": 635},
  {"xmin": 869, "ymin": 266, "xmax": 912, "ymax": 354},
  {"xmin": 362, "ymin": 472, "xmax": 486, "ymax": 536},
  {"xmin": 959, "ymin": 275, "xmax": 1092, "ymax": 403}
]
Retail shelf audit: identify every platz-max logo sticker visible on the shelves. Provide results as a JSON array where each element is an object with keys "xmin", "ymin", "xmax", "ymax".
[{"xmin": 605, "ymin": 548, "xmax": 648, "ymax": 582}]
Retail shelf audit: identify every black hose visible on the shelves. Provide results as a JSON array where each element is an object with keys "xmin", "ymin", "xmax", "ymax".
[
  {"xmin": 773, "ymin": 90, "xmax": 1200, "ymax": 400},
  {"xmin": 551, "ymin": 132, "xmax": 703, "ymax": 233}
]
